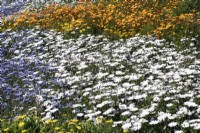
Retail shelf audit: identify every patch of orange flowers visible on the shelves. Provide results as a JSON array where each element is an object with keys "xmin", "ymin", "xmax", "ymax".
[{"xmin": 1, "ymin": 0, "xmax": 199, "ymax": 40}]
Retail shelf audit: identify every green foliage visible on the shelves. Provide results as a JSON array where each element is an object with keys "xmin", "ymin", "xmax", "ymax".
[{"xmin": 0, "ymin": 115, "xmax": 122, "ymax": 133}]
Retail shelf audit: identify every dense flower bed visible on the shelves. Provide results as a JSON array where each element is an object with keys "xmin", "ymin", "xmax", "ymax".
[
  {"xmin": 1, "ymin": 0, "xmax": 200, "ymax": 44},
  {"xmin": 0, "ymin": 0, "xmax": 200, "ymax": 132},
  {"xmin": 0, "ymin": 28, "xmax": 200, "ymax": 132}
]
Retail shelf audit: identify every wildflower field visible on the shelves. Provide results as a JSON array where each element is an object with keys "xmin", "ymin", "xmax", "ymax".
[{"xmin": 0, "ymin": 0, "xmax": 200, "ymax": 132}]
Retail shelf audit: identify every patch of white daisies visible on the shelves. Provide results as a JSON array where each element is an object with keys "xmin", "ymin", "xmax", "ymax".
[{"xmin": 0, "ymin": 28, "xmax": 200, "ymax": 132}]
